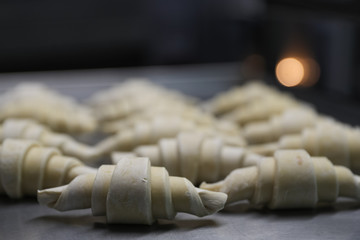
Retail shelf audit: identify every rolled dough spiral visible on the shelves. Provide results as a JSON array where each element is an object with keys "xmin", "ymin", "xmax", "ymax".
[
  {"xmin": 248, "ymin": 121, "xmax": 360, "ymax": 173},
  {"xmin": 38, "ymin": 156, "xmax": 227, "ymax": 225},
  {"xmin": 201, "ymin": 149, "xmax": 360, "ymax": 209},
  {"xmin": 0, "ymin": 118, "xmax": 101, "ymax": 164},
  {"xmin": 0, "ymin": 139, "xmax": 96, "ymax": 199},
  {"xmin": 113, "ymin": 132, "xmax": 261, "ymax": 184}
]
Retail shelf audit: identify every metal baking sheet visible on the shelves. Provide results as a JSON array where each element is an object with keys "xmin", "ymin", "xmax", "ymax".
[{"xmin": 0, "ymin": 63, "xmax": 360, "ymax": 240}]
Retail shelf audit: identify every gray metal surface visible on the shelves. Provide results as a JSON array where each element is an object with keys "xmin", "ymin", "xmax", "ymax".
[
  {"xmin": 0, "ymin": 63, "xmax": 360, "ymax": 240},
  {"xmin": 1, "ymin": 196, "xmax": 360, "ymax": 240}
]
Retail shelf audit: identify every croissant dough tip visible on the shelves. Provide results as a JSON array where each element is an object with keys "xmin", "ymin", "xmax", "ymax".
[
  {"xmin": 199, "ymin": 181, "xmax": 223, "ymax": 192},
  {"xmin": 196, "ymin": 188, "xmax": 227, "ymax": 215},
  {"xmin": 37, "ymin": 185, "xmax": 66, "ymax": 210}
]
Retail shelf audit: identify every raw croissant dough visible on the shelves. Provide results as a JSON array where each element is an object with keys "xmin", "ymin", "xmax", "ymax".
[
  {"xmin": 87, "ymin": 79, "xmax": 196, "ymax": 122},
  {"xmin": 87, "ymin": 79, "xmax": 194, "ymax": 108},
  {"xmin": 101, "ymin": 107, "xmax": 240, "ymax": 136},
  {"xmin": 204, "ymin": 81, "xmax": 278, "ymax": 115},
  {"xmin": 248, "ymin": 121, "xmax": 360, "ymax": 173},
  {"xmin": 0, "ymin": 139, "xmax": 96, "ymax": 199},
  {"xmin": 201, "ymin": 149, "xmax": 360, "ymax": 208},
  {"xmin": 0, "ymin": 117, "xmax": 243, "ymax": 168},
  {"xmin": 243, "ymin": 107, "xmax": 320, "ymax": 144},
  {"xmin": 38, "ymin": 156, "xmax": 227, "ymax": 225},
  {"xmin": 222, "ymin": 93, "xmax": 300, "ymax": 125},
  {"xmin": 0, "ymin": 117, "xmax": 243, "ymax": 167},
  {"xmin": 0, "ymin": 83, "xmax": 96, "ymax": 133},
  {"xmin": 112, "ymin": 132, "xmax": 261, "ymax": 184},
  {"xmin": 96, "ymin": 116, "xmax": 246, "ymax": 156},
  {"xmin": 0, "ymin": 118, "xmax": 101, "ymax": 164}
]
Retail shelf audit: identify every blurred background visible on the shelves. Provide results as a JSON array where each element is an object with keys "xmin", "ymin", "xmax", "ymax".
[{"xmin": 0, "ymin": 0, "xmax": 359, "ymax": 98}]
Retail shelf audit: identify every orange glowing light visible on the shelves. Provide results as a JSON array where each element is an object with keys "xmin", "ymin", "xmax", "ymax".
[{"xmin": 276, "ymin": 58, "xmax": 304, "ymax": 87}]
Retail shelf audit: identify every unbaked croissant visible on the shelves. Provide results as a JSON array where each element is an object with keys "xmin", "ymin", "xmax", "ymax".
[
  {"xmin": 204, "ymin": 81, "xmax": 278, "ymax": 115},
  {"xmin": 87, "ymin": 79, "xmax": 193, "ymax": 107},
  {"xmin": 112, "ymin": 132, "xmax": 261, "ymax": 184},
  {"xmin": 38, "ymin": 156, "xmax": 227, "ymax": 225},
  {"xmin": 248, "ymin": 121, "xmax": 360, "ymax": 173},
  {"xmin": 0, "ymin": 83, "xmax": 96, "ymax": 133},
  {"xmin": 201, "ymin": 149, "xmax": 360, "ymax": 208},
  {"xmin": 0, "ymin": 118, "xmax": 101, "ymax": 164},
  {"xmin": 101, "ymin": 106, "xmax": 240, "ymax": 136},
  {"xmin": 96, "ymin": 116, "xmax": 246, "ymax": 156},
  {"xmin": 0, "ymin": 139, "xmax": 96, "ymax": 199},
  {"xmin": 221, "ymin": 93, "xmax": 300, "ymax": 125},
  {"xmin": 243, "ymin": 107, "xmax": 319, "ymax": 144},
  {"xmin": 87, "ymin": 79, "xmax": 196, "ymax": 122}
]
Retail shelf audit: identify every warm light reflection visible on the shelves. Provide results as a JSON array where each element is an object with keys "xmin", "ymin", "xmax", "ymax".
[
  {"xmin": 276, "ymin": 58, "xmax": 304, "ymax": 87},
  {"xmin": 275, "ymin": 57, "xmax": 320, "ymax": 88}
]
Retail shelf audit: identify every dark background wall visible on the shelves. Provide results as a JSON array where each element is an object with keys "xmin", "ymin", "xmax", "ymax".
[
  {"xmin": 0, "ymin": 0, "xmax": 360, "ymax": 98},
  {"xmin": 0, "ymin": 0, "xmax": 265, "ymax": 71}
]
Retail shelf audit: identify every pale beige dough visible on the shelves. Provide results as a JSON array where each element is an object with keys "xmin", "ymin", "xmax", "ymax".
[
  {"xmin": 201, "ymin": 149, "xmax": 360, "ymax": 209},
  {"xmin": 203, "ymin": 81, "xmax": 279, "ymax": 115},
  {"xmin": 248, "ymin": 121, "xmax": 360, "ymax": 173},
  {"xmin": 38, "ymin": 156, "xmax": 227, "ymax": 225},
  {"xmin": 243, "ymin": 107, "xmax": 319, "ymax": 144},
  {"xmin": 0, "ymin": 139, "xmax": 96, "ymax": 199},
  {"xmin": 112, "ymin": 132, "xmax": 262, "ymax": 184},
  {"xmin": 0, "ymin": 83, "xmax": 96, "ymax": 133},
  {"xmin": 0, "ymin": 118, "xmax": 101, "ymax": 164}
]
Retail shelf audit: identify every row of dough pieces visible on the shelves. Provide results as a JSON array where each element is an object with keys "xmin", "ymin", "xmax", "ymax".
[
  {"xmin": 2, "ymin": 80, "xmax": 360, "ymax": 225},
  {"xmin": 0, "ymin": 138, "xmax": 227, "ymax": 225},
  {"xmin": 3, "ymin": 79, "xmax": 354, "ymax": 169},
  {"xmin": 90, "ymin": 80, "xmax": 306, "ymax": 127},
  {"xmin": 40, "ymin": 150, "xmax": 360, "ymax": 224},
  {"xmin": 4, "ymin": 114, "xmax": 360, "ymax": 183},
  {"xmin": 0, "ymin": 80, "xmax": 312, "ymax": 137},
  {"xmin": 0, "ymin": 80, "xmax": 217, "ymax": 134},
  {"xmin": 0, "ymin": 117, "xmax": 245, "ymax": 165},
  {"xmin": 1, "ymin": 138, "xmax": 359, "ymax": 225}
]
